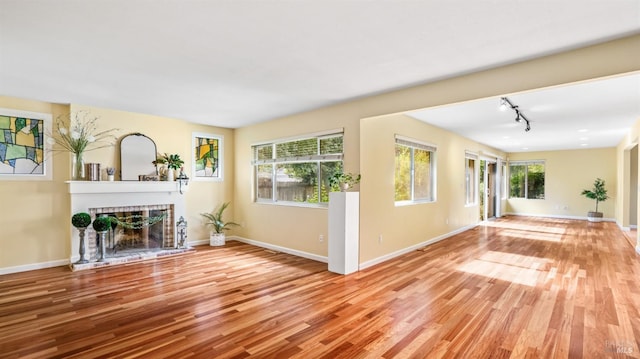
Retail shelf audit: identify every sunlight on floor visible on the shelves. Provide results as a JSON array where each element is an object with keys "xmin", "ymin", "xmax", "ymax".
[
  {"xmin": 482, "ymin": 220, "xmax": 567, "ymax": 234},
  {"xmin": 499, "ymin": 229, "xmax": 564, "ymax": 242},
  {"xmin": 458, "ymin": 251, "xmax": 552, "ymax": 287}
]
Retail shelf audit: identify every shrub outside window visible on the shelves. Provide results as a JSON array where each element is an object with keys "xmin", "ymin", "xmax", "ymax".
[
  {"xmin": 253, "ymin": 132, "xmax": 343, "ymax": 205},
  {"xmin": 395, "ymin": 136, "xmax": 436, "ymax": 203},
  {"xmin": 509, "ymin": 161, "xmax": 545, "ymax": 199}
]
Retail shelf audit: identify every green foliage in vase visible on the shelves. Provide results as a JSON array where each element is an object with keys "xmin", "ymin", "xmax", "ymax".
[
  {"xmin": 71, "ymin": 212, "xmax": 92, "ymax": 228},
  {"xmin": 154, "ymin": 153, "xmax": 184, "ymax": 170},
  {"xmin": 200, "ymin": 202, "xmax": 239, "ymax": 234}
]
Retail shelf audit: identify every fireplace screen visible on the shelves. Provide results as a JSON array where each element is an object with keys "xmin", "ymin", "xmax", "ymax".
[{"xmin": 89, "ymin": 204, "xmax": 174, "ymax": 259}]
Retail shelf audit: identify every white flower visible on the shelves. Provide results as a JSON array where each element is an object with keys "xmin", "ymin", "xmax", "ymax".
[
  {"xmin": 87, "ymin": 135, "xmax": 96, "ymax": 143},
  {"xmin": 71, "ymin": 131, "xmax": 81, "ymax": 140},
  {"xmin": 59, "ymin": 127, "xmax": 68, "ymax": 135}
]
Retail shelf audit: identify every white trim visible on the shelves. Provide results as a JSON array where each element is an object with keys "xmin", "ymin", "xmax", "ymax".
[
  {"xmin": 227, "ymin": 235, "xmax": 328, "ymax": 263},
  {"xmin": 359, "ymin": 223, "xmax": 478, "ymax": 270},
  {"xmin": 464, "ymin": 151, "xmax": 478, "ymax": 159},
  {"xmin": 251, "ymin": 128, "xmax": 344, "ymax": 147},
  {"xmin": 0, "ymin": 259, "xmax": 68, "ymax": 275},
  {"xmin": 503, "ymin": 212, "xmax": 616, "ymax": 222},
  {"xmin": 480, "ymin": 150, "xmax": 504, "ymax": 160},
  {"xmin": 395, "ymin": 134, "xmax": 437, "ymax": 152}
]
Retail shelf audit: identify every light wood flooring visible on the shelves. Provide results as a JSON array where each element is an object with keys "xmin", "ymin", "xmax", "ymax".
[{"xmin": 1, "ymin": 216, "xmax": 639, "ymax": 358}]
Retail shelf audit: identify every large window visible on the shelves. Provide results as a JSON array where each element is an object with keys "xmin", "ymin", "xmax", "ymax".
[
  {"xmin": 465, "ymin": 152, "xmax": 477, "ymax": 205},
  {"xmin": 253, "ymin": 132, "xmax": 343, "ymax": 205},
  {"xmin": 395, "ymin": 136, "xmax": 436, "ymax": 203},
  {"xmin": 509, "ymin": 161, "xmax": 545, "ymax": 199}
]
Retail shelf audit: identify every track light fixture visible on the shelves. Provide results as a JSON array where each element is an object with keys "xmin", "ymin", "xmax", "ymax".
[{"xmin": 500, "ymin": 97, "xmax": 530, "ymax": 132}]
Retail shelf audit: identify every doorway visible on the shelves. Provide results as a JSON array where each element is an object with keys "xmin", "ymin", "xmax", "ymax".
[{"xmin": 479, "ymin": 160, "xmax": 497, "ymax": 221}]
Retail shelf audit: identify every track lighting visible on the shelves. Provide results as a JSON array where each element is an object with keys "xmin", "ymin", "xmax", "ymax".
[{"xmin": 500, "ymin": 97, "xmax": 531, "ymax": 132}]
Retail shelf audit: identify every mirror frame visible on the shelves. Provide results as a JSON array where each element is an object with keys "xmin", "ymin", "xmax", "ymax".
[{"xmin": 119, "ymin": 133, "xmax": 158, "ymax": 181}]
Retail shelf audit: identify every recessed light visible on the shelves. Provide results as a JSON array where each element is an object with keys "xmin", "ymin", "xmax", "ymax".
[
  {"xmin": 581, "ymin": 143, "xmax": 588, "ymax": 146},
  {"xmin": 579, "ymin": 137, "xmax": 589, "ymax": 141},
  {"xmin": 578, "ymin": 129, "xmax": 589, "ymax": 133}
]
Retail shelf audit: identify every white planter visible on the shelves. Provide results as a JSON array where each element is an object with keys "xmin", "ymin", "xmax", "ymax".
[
  {"xmin": 587, "ymin": 211, "xmax": 603, "ymax": 222},
  {"xmin": 210, "ymin": 232, "xmax": 226, "ymax": 246}
]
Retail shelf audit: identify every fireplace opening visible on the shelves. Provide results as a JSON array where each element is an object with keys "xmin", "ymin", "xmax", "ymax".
[
  {"xmin": 89, "ymin": 204, "xmax": 175, "ymax": 259},
  {"xmin": 109, "ymin": 209, "xmax": 166, "ymax": 252}
]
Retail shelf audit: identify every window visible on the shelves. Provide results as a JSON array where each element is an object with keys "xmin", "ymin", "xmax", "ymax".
[
  {"xmin": 395, "ymin": 136, "xmax": 436, "ymax": 203},
  {"xmin": 509, "ymin": 161, "xmax": 545, "ymax": 199},
  {"xmin": 252, "ymin": 132, "xmax": 343, "ymax": 205},
  {"xmin": 465, "ymin": 152, "xmax": 477, "ymax": 205}
]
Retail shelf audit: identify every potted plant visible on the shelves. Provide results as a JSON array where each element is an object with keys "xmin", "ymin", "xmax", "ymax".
[
  {"xmin": 200, "ymin": 202, "xmax": 239, "ymax": 246},
  {"xmin": 581, "ymin": 178, "xmax": 609, "ymax": 222},
  {"xmin": 154, "ymin": 153, "xmax": 184, "ymax": 181},
  {"xmin": 329, "ymin": 171, "xmax": 361, "ymax": 192}
]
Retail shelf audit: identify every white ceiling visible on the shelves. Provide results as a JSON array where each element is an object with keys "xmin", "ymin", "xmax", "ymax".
[
  {"xmin": 408, "ymin": 74, "xmax": 640, "ymax": 153},
  {"xmin": 1, "ymin": 1, "xmax": 640, "ymax": 152}
]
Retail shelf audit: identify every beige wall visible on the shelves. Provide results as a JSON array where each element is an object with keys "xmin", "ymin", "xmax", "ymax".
[
  {"xmin": 0, "ymin": 97, "xmax": 69, "ymax": 269},
  {"xmin": 360, "ymin": 114, "xmax": 505, "ymax": 264},
  {"xmin": 616, "ymin": 117, "xmax": 640, "ymax": 251},
  {"xmin": 0, "ymin": 99, "xmax": 233, "ymax": 272},
  {"xmin": 506, "ymin": 148, "xmax": 617, "ymax": 219}
]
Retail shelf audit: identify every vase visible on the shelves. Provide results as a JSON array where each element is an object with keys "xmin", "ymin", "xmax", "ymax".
[
  {"xmin": 167, "ymin": 167, "xmax": 175, "ymax": 181},
  {"xmin": 72, "ymin": 153, "xmax": 85, "ymax": 180}
]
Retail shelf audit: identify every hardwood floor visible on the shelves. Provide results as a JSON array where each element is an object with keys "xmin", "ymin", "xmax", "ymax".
[{"xmin": 1, "ymin": 216, "xmax": 639, "ymax": 358}]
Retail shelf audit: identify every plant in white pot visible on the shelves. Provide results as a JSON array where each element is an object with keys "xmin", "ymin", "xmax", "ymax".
[
  {"xmin": 328, "ymin": 171, "xmax": 361, "ymax": 192},
  {"xmin": 201, "ymin": 202, "xmax": 239, "ymax": 246},
  {"xmin": 581, "ymin": 178, "xmax": 609, "ymax": 222}
]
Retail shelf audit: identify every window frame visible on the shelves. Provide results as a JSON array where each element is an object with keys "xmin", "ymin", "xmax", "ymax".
[
  {"xmin": 252, "ymin": 130, "xmax": 344, "ymax": 207},
  {"xmin": 465, "ymin": 152, "xmax": 478, "ymax": 206},
  {"xmin": 394, "ymin": 135, "xmax": 437, "ymax": 205},
  {"xmin": 508, "ymin": 160, "xmax": 546, "ymax": 199}
]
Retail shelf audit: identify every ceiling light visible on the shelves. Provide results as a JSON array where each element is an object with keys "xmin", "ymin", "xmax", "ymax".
[
  {"xmin": 500, "ymin": 97, "xmax": 531, "ymax": 132},
  {"xmin": 499, "ymin": 98, "xmax": 508, "ymax": 111}
]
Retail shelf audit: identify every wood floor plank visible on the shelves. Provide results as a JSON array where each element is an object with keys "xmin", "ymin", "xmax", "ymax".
[{"xmin": 1, "ymin": 216, "xmax": 639, "ymax": 358}]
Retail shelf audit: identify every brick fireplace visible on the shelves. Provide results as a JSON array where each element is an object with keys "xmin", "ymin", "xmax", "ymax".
[{"xmin": 68, "ymin": 181, "xmax": 188, "ymax": 270}]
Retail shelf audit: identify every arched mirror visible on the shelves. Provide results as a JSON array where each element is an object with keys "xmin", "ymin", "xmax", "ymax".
[{"xmin": 120, "ymin": 133, "xmax": 158, "ymax": 180}]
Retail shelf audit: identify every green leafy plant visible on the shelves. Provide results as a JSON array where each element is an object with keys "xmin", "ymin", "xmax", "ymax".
[
  {"xmin": 328, "ymin": 172, "xmax": 361, "ymax": 191},
  {"xmin": 71, "ymin": 212, "xmax": 92, "ymax": 228},
  {"xmin": 92, "ymin": 216, "xmax": 111, "ymax": 232},
  {"xmin": 581, "ymin": 178, "xmax": 609, "ymax": 213},
  {"xmin": 200, "ymin": 202, "xmax": 239, "ymax": 234},
  {"xmin": 153, "ymin": 153, "xmax": 184, "ymax": 170},
  {"xmin": 165, "ymin": 153, "xmax": 184, "ymax": 170}
]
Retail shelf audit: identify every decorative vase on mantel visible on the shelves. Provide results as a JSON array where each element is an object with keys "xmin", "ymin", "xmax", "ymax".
[{"xmin": 72, "ymin": 152, "xmax": 86, "ymax": 180}]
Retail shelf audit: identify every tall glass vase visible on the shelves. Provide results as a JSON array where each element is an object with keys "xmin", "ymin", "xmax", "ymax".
[{"xmin": 72, "ymin": 152, "xmax": 85, "ymax": 180}]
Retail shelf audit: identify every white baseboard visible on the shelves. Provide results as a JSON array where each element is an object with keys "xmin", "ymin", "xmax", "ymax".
[
  {"xmin": 189, "ymin": 239, "xmax": 209, "ymax": 246},
  {"xmin": 0, "ymin": 259, "xmax": 69, "ymax": 275},
  {"xmin": 503, "ymin": 212, "xmax": 615, "ymax": 222},
  {"xmin": 359, "ymin": 223, "xmax": 478, "ymax": 270},
  {"xmin": 228, "ymin": 236, "xmax": 328, "ymax": 263}
]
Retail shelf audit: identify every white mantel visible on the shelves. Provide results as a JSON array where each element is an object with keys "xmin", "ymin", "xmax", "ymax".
[
  {"xmin": 68, "ymin": 180, "xmax": 184, "ymax": 194},
  {"xmin": 67, "ymin": 181, "xmax": 187, "ymax": 264}
]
